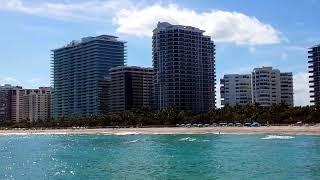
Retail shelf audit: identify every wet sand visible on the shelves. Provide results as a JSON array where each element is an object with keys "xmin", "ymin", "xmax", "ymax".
[{"xmin": 0, "ymin": 126, "xmax": 320, "ymax": 135}]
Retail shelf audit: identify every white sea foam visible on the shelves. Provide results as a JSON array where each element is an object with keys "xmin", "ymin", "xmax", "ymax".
[
  {"xmin": 32, "ymin": 132, "xmax": 69, "ymax": 135},
  {"xmin": 0, "ymin": 133, "xmax": 29, "ymax": 136},
  {"xmin": 125, "ymin": 139, "xmax": 139, "ymax": 143},
  {"xmin": 261, "ymin": 135, "xmax": 295, "ymax": 140},
  {"xmin": 179, "ymin": 137, "xmax": 196, "ymax": 142},
  {"xmin": 0, "ymin": 132, "xmax": 70, "ymax": 136},
  {"xmin": 114, "ymin": 132, "xmax": 139, "ymax": 136},
  {"xmin": 202, "ymin": 140, "xmax": 210, "ymax": 142}
]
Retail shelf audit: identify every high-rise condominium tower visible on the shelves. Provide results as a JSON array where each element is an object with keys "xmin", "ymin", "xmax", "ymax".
[
  {"xmin": 110, "ymin": 66, "xmax": 153, "ymax": 112},
  {"xmin": 252, "ymin": 67, "xmax": 293, "ymax": 106},
  {"xmin": 24, "ymin": 87, "xmax": 52, "ymax": 122},
  {"xmin": 0, "ymin": 84, "xmax": 15, "ymax": 122},
  {"xmin": 220, "ymin": 74, "xmax": 252, "ymax": 107},
  {"xmin": 52, "ymin": 35, "xmax": 126, "ymax": 118},
  {"xmin": 308, "ymin": 45, "xmax": 320, "ymax": 104},
  {"xmin": 152, "ymin": 22, "xmax": 216, "ymax": 112}
]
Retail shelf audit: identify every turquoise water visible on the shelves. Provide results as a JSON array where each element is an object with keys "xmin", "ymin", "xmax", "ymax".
[{"xmin": 0, "ymin": 134, "xmax": 320, "ymax": 180}]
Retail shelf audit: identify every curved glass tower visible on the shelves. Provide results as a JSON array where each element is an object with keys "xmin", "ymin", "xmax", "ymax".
[{"xmin": 52, "ymin": 35, "xmax": 126, "ymax": 119}]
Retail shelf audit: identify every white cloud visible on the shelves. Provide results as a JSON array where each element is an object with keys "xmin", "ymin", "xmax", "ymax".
[
  {"xmin": 293, "ymin": 72, "xmax": 310, "ymax": 106},
  {"xmin": 0, "ymin": 0, "xmax": 132, "ymax": 21},
  {"xmin": 114, "ymin": 4, "xmax": 280, "ymax": 45},
  {"xmin": 0, "ymin": 1, "xmax": 281, "ymax": 45}
]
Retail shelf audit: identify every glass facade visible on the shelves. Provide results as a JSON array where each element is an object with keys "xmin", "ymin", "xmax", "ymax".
[
  {"xmin": 52, "ymin": 35, "xmax": 126, "ymax": 118},
  {"xmin": 308, "ymin": 45, "xmax": 320, "ymax": 104}
]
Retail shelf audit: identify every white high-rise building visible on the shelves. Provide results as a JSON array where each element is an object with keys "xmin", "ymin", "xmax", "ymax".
[
  {"xmin": 280, "ymin": 72, "xmax": 294, "ymax": 106},
  {"xmin": 220, "ymin": 74, "xmax": 252, "ymax": 107},
  {"xmin": 252, "ymin": 67, "xmax": 293, "ymax": 106}
]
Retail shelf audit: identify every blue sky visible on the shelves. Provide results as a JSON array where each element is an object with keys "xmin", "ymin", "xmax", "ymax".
[{"xmin": 0, "ymin": 0, "xmax": 319, "ymax": 106}]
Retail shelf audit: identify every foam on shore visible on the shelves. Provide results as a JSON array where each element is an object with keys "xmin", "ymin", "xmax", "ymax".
[{"xmin": 114, "ymin": 132, "xmax": 140, "ymax": 136}]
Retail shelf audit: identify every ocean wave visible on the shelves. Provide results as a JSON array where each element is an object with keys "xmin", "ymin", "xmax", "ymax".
[
  {"xmin": 114, "ymin": 132, "xmax": 139, "ymax": 136},
  {"xmin": 0, "ymin": 133, "xmax": 29, "ymax": 136},
  {"xmin": 125, "ymin": 139, "xmax": 139, "ymax": 143},
  {"xmin": 261, "ymin": 135, "xmax": 295, "ymax": 140},
  {"xmin": 32, "ymin": 132, "xmax": 69, "ymax": 135},
  {"xmin": 179, "ymin": 137, "xmax": 196, "ymax": 142},
  {"xmin": 0, "ymin": 132, "xmax": 70, "ymax": 136}
]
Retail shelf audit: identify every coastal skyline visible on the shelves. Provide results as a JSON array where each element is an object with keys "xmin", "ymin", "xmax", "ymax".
[{"xmin": 0, "ymin": 0, "xmax": 319, "ymax": 107}]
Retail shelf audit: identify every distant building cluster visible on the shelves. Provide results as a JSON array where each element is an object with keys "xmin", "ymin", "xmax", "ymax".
[
  {"xmin": 0, "ymin": 85, "xmax": 52, "ymax": 122},
  {"xmin": 3, "ymin": 21, "xmax": 319, "ymax": 122},
  {"xmin": 220, "ymin": 67, "xmax": 294, "ymax": 107},
  {"xmin": 51, "ymin": 22, "xmax": 216, "ymax": 119}
]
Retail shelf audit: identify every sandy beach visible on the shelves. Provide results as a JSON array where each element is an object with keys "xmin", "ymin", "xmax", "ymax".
[{"xmin": 0, "ymin": 126, "xmax": 320, "ymax": 135}]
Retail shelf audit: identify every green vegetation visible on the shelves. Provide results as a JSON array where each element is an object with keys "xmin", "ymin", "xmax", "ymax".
[{"xmin": 1, "ymin": 104, "xmax": 320, "ymax": 129}]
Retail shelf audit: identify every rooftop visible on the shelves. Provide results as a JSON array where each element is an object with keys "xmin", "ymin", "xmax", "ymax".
[
  {"xmin": 110, "ymin": 66, "xmax": 153, "ymax": 72},
  {"xmin": 154, "ymin": 22, "xmax": 205, "ymax": 33},
  {"xmin": 52, "ymin": 35, "xmax": 126, "ymax": 51},
  {"xmin": 310, "ymin": 44, "xmax": 320, "ymax": 49}
]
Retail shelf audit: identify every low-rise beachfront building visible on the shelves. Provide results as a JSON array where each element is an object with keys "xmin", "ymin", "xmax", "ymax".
[
  {"xmin": 220, "ymin": 74, "xmax": 252, "ymax": 107},
  {"xmin": 110, "ymin": 66, "xmax": 153, "ymax": 112}
]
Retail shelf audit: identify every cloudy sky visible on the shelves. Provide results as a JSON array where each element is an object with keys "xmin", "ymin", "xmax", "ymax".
[{"xmin": 0, "ymin": 0, "xmax": 318, "ymax": 107}]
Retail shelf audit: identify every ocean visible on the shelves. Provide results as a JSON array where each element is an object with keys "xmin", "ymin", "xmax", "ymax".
[{"xmin": 0, "ymin": 134, "xmax": 319, "ymax": 179}]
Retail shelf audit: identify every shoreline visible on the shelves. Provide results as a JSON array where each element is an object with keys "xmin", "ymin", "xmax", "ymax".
[{"xmin": 0, "ymin": 126, "xmax": 320, "ymax": 135}]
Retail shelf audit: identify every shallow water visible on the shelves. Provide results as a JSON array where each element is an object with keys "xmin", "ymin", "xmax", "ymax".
[{"xmin": 0, "ymin": 134, "xmax": 319, "ymax": 179}]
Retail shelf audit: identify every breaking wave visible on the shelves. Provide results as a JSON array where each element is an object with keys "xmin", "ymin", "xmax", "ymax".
[
  {"xmin": 125, "ymin": 139, "xmax": 139, "ymax": 143},
  {"xmin": 114, "ymin": 132, "xmax": 139, "ymax": 136},
  {"xmin": 179, "ymin": 137, "xmax": 196, "ymax": 142},
  {"xmin": 262, "ymin": 135, "xmax": 295, "ymax": 140}
]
